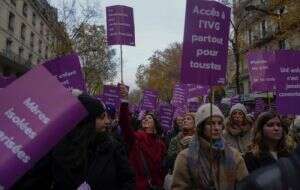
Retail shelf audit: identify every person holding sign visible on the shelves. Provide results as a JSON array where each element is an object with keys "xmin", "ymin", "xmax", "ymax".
[
  {"xmin": 224, "ymin": 103, "xmax": 253, "ymax": 154},
  {"xmin": 119, "ymin": 84, "xmax": 167, "ymax": 190},
  {"xmin": 172, "ymin": 103, "xmax": 248, "ymax": 190},
  {"xmin": 52, "ymin": 91, "xmax": 134, "ymax": 190},
  {"xmin": 243, "ymin": 111, "xmax": 296, "ymax": 173}
]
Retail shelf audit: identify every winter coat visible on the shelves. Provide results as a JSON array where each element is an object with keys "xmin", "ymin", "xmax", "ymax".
[
  {"xmin": 10, "ymin": 152, "xmax": 53, "ymax": 190},
  {"xmin": 52, "ymin": 120, "xmax": 134, "ymax": 190},
  {"xmin": 166, "ymin": 133, "xmax": 192, "ymax": 173},
  {"xmin": 119, "ymin": 102, "xmax": 167, "ymax": 190},
  {"xmin": 237, "ymin": 145, "xmax": 300, "ymax": 190},
  {"xmin": 223, "ymin": 121, "xmax": 253, "ymax": 154},
  {"xmin": 172, "ymin": 136, "xmax": 248, "ymax": 190},
  {"xmin": 85, "ymin": 133, "xmax": 135, "ymax": 190},
  {"xmin": 243, "ymin": 150, "xmax": 290, "ymax": 173}
]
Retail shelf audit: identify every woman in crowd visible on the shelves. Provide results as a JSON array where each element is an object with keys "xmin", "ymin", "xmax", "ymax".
[
  {"xmin": 164, "ymin": 112, "xmax": 196, "ymax": 190},
  {"xmin": 290, "ymin": 116, "xmax": 300, "ymax": 144},
  {"xmin": 224, "ymin": 103, "xmax": 253, "ymax": 154},
  {"xmin": 172, "ymin": 103, "xmax": 248, "ymax": 190},
  {"xmin": 243, "ymin": 111, "xmax": 296, "ymax": 173},
  {"xmin": 119, "ymin": 85, "xmax": 166, "ymax": 190},
  {"xmin": 166, "ymin": 112, "xmax": 196, "ymax": 173},
  {"xmin": 52, "ymin": 92, "xmax": 134, "ymax": 190}
]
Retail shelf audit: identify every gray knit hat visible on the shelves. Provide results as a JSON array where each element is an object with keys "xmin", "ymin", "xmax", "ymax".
[{"xmin": 195, "ymin": 103, "xmax": 225, "ymax": 127}]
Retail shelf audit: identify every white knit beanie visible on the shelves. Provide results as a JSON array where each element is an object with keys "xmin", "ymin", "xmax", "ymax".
[
  {"xmin": 195, "ymin": 103, "xmax": 224, "ymax": 127},
  {"xmin": 229, "ymin": 103, "xmax": 247, "ymax": 116},
  {"xmin": 291, "ymin": 115, "xmax": 300, "ymax": 130}
]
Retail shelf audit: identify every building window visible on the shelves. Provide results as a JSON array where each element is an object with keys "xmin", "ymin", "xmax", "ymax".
[
  {"xmin": 8, "ymin": 12, "xmax": 15, "ymax": 31},
  {"xmin": 10, "ymin": 0, "xmax": 16, "ymax": 6},
  {"xmin": 40, "ymin": 21, "xmax": 44, "ymax": 35},
  {"xmin": 6, "ymin": 39, "xmax": 13, "ymax": 53},
  {"xmin": 28, "ymin": 54, "xmax": 33, "ymax": 63},
  {"xmin": 32, "ymin": 13, "xmax": 36, "ymax": 26},
  {"xmin": 18, "ymin": 47, "xmax": 24, "ymax": 57},
  {"xmin": 38, "ymin": 40, "xmax": 42, "ymax": 54},
  {"xmin": 30, "ymin": 32, "xmax": 35, "ymax": 48},
  {"xmin": 23, "ymin": 2, "xmax": 28, "ymax": 17},
  {"xmin": 261, "ymin": 20, "xmax": 266, "ymax": 38},
  {"xmin": 248, "ymin": 28, "xmax": 252, "ymax": 45},
  {"xmin": 21, "ymin": 23, "xmax": 26, "ymax": 41}
]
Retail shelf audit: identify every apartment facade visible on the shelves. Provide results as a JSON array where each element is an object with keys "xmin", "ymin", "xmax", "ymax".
[
  {"xmin": 0, "ymin": 0, "xmax": 62, "ymax": 76},
  {"xmin": 228, "ymin": 0, "xmax": 300, "ymax": 95}
]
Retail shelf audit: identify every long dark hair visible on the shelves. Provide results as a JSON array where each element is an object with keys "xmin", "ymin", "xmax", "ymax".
[
  {"xmin": 249, "ymin": 111, "xmax": 294, "ymax": 156},
  {"xmin": 142, "ymin": 112, "xmax": 163, "ymax": 137}
]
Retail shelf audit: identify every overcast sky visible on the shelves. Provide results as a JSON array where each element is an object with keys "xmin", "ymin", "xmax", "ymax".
[
  {"xmin": 100, "ymin": 0, "xmax": 186, "ymax": 90},
  {"xmin": 50, "ymin": 0, "xmax": 186, "ymax": 90}
]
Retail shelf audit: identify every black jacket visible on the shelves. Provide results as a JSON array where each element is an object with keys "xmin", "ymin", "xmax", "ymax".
[
  {"xmin": 86, "ymin": 134, "xmax": 135, "ymax": 190},
  {"xmin": 243, "ymin": 150, "xmax": 290, "ymax": 173},
  {"xmin": 237, "ymin": 145, "xmax": 300, "ymax": 190}
]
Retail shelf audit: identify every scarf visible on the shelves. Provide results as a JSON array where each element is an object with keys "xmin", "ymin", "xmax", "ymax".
[{"xmin": 187, "ymin": 136, "xmax": 236, "ymax": 190}]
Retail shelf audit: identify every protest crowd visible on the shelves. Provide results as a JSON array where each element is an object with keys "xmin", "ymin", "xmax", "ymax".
[
  {"xmin": 1, "ymin": 1, "xmax": 300, "ymax": 190},
  {"xmin": 0, "ymin": 81, "xmax": 298, "ymax": 190}
]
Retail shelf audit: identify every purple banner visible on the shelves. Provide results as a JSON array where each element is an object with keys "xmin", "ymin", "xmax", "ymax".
[
  {"xmin": 0, "ymin": 75, "xmax": 17, "ymax": 88},
  {"xmin": 187, "ymin": 84, "xmax": 209, "ymax": 99},
  {"xmin": 159, "ymin": 104, "xmax": 174, "ymax": 133},
  {"xmin": 106, "ymin": 5, "xmax": 135, "ymax": 46},
  {"xmin": 43, "ymin": 53, "xmax": 86, "ymax": 91},
  {"xmin": 140, "ymin": 90, "xmax": 158, "ymax": 111},
  {"xmin": 247, "ymin": 51, "xmax": 276, "ymax": 92},
  {"xmin": 0, "ymin": 66, "xmax": 87, "ymax": 189},
  {"xmin": 188, "ymin": 101, "xmax": 201, "ymax": 113},
  {"xmin": 171, "ymin": 83, "xmax": 188, "ymax": 107},
  {"xmin": 102, "ymin": 85, "xmax": 120, "ymax": 110},
  {"xmin": 180, "ymin": 0, "xmax": 231, "ymax": 85},
  {"xmin": 230, "ymin": 95, "xmax": 240, "ymax": 107},
  {"xmin": 254, "ymin": 97, "xmax": 266, "ymax": 117},
  {"xmin": 276, "ymin": 50, "xmax": 300, "ymax": 114}
]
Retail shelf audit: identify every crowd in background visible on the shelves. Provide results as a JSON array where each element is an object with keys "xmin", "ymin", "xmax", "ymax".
[{"xmin": 10, "ymin": 84, "xmax": 300, "ymax": 190}]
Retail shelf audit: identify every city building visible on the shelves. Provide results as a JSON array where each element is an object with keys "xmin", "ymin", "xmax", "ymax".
[
  {"xmin": 227, "ymin": 0, "xmax": 300, "ymax": 95},
  {"xmin": 0, "ymin": 0, "xmax": 68, "ymax": 76}
]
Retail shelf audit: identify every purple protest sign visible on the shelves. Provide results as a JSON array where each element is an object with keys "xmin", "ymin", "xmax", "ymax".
[
  {"xmin": 158, "ymin": 104, "xmax": 174, "ymax": 133},
  {"xmin": 187, "ymin": 84, "xmax": 209, "ymax": 98},
  {"xmin": 173, "ymin": 106, "xmax": 188, "ymax": 119},
  {"xmin": 180, "ymin": 0, "xmax": 231, "ymax": 85},
  {"xmin": 140, "ymin": 90, "xmax": 158, "ymax": 111},
  {"xmin": 247, "ymin": 51, "xmax": 276, "ymax": 92},
  {"xmin": 106, "ymin": 5, "xmax": 135, "ymax": 46},
  {"xmin": 275, "ymin": 50, "xmax": 300, "ymax": 114},
  {"xmin": 102, "ymin": 85, "xmax": 120, "ymax": 110},
  {"xmin": 0, "ymin": 75, "xmax": 17, "ymax": 88},
  {"xmin": 188, "ymin": 101, "xmax": 201, "ymax": 113},
  {"xmin": 230, "ymin": 95, "xmax": 240, "ymax": 107},
  {"xmin": 0, "ymin": 66, "xmax": 87, "ymax": 189},
  {"xmin": 255, "ymin": 97, "xmax": 266, "ymax": 117},
  {"xmin": 171, "ymin": 83, "xmax": 188, "ymax": 107},
  {"xmin": 43, "ymin": 53, "xmax": 86, "ymax": 91}
]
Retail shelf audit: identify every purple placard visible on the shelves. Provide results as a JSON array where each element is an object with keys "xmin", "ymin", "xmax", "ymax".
[
  {"xmin": 0, "ymin": 66, "xmax": 87, "ymax": 189},
  {"xmin": 0, "ymin": 75, "xmax": 17, "ymax": 88},
  {"xmin": 180, "ymin": 0, "xmax": 231, "ymax": 85},
  {"xmin": 43, "ymin": 53, "xmax": 86, "ymax": 91},
  {"xmin": 187, "ymin": 84, "xmax": 209, "ymax": 98},
  {"xmin": 140, "ymin": 90, "xmax": 158, "ymax": 111},
  {"xmin": 173, "ymin": 106, "xmax": 188, "ymax": 119},
  {"xmin": 276, "ymin": 50, "xmax": 300, "ymax": 114},
  {"xmin": 171, "ymin": 83, "xmax": 188, "ymax": 107},
  {"xmin": 106, "ymin": 5, "xmax": 135, "ymax": 46},
  {"xmin": 230, "ymin": 95, "xmax": 240, "ymax": 106},
  {"xmin": 247, "ymin": 51, "xmax": 276, "ymax": 92},
  {"xmin": 102, "ymin": 85, "xmax": 120, "ymax": 110},
  {"xmin": 255, "ymin": 97, "xmax": 266, "ymax": 116},
  {"xmin": 159, "ymin": 104, "xmax": 174, "ymax": 133},
  {"xmin": 188, "ymin": 101, "xmax": 200, "ymax": 113}
]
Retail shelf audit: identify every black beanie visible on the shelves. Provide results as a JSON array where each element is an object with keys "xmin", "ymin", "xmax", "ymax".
[{"xmin": 78, "ymin": 93, "xmax": 106, "ymax": 119}]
